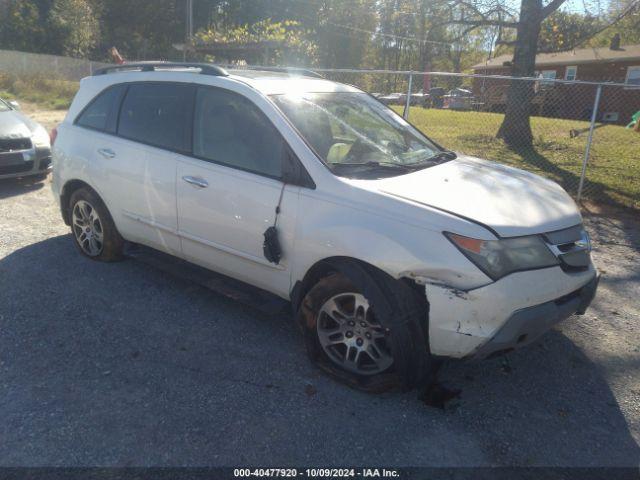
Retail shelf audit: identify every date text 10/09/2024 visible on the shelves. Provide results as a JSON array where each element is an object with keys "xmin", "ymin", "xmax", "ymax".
[{"xmin": 233, "ymin": 468, "xmax": 400, "ymax": 478}]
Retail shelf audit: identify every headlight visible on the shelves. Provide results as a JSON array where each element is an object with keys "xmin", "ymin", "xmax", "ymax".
[
  {"xmin": 31, "ymin": 126, "xmax": 50, "ymax": 148},
  {"xmin": 445, "ymin": 232, "xmax": 558, "ymax": 280}
]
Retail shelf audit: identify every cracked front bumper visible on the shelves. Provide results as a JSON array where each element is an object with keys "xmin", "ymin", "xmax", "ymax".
[{"xmin": 426, "ymin": 264, "xmax": 598, "ymax": 358}]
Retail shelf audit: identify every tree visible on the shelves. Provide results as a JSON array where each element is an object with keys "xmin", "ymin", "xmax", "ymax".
[
  {"xmin": 48, "ymin": 0, "xmax": 99, "ymax": 58},
  {"xmin": 195, "ymin": 19, "xmax": 318, "ymax": 65},
  {"xmin": 313, "ymin": 0, "xmax": 377, "ymax": 69},
  {"xmin": 584, "ymin": 0, "xmax": 640, "ymax": 47},
  {"xmin": 95, "ymin": 0, "xmax": 183, "ymax": 61},
  {"xmin": 538, "ymin": 11, "xmax": 604, "ymax": 52},
  {"xmin": 495, "ymin": 0, "xmax": 569, "ymax": 146},
  {"xmin": 440, "ymin": 0, "xmax": 570, "ymax": 147},
  {"xmin": 0, "ymin": 0, "xmax": 46, "ymax": 53}
]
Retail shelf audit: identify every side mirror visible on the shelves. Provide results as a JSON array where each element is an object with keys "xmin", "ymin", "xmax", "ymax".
[{"xmin": 8, "ymin": 100, "xmax": 20, "ymax": 110}]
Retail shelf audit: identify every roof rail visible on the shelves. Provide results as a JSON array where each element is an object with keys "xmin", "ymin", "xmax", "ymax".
[
  {"xmin": 239, "ymin": 66, "xmax": 323, "ymax": 79},
  {"xmin": 93, "ymin": 62, "xmax": 229, "ymax": 77}
]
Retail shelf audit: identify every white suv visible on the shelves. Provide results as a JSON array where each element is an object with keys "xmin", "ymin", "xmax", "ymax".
[{"xmin": 52, "ymin": 63, "xmax": 598, "ymax": 391}]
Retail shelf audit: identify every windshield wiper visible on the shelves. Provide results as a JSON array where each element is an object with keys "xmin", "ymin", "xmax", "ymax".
[
  {"xmin": 427, "ymin": 150, "xmax": 457, "ymax": 161},
  {"xmin": 330, "ymin": 161, "xmax": 412, "ymax": 171},
  {"xmin": 401, "ymin": 150, "xmax": 457, "ymax": 170},
  {"xmin": 330, "ymin": 151, "xmax": 455, "ymax": 174}
]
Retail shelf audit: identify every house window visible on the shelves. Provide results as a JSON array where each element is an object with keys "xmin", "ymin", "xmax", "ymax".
[
  {"xmin": 565, "ymin": 66, "xmax": 577, "ymax": 81},
  {"xmin": 535, "ymin": 70, "xmax": 557, "ymax": 89},
  {"xmin": 541, "ymin": 70, "xmax": 556, "ymax": 82},
  {"xmin": 625, "ymin": 66, "xmax": 640, "ymax": 87}
]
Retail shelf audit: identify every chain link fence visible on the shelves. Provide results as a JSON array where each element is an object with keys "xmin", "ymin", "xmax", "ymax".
[
  {"xmin": 0, "ymin": 50, "xmax": 638, "ymax": 210},
  {"xmin": 312, "ymin": 69, "xmax": 640, "ymax": 211}
]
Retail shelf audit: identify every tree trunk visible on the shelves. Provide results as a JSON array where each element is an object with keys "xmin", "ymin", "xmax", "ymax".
[{"xmin": 496, "ymin": 0, "xmax": 543, "ymax": 147}]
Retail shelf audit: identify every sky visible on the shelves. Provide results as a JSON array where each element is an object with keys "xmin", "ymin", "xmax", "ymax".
[{"xmin": 502, "ymin": 0, "xmax": 612, "ymax": 15}]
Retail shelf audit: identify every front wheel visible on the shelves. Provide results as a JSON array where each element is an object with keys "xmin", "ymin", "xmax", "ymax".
[
  {"xmin": 69, "ymin": 188, "xmax": 124, "ymax": 262},
  {"xmin": 297, "ymin": 267, "xmax": 433, "ymax": 392},
  {"xmin": 316, "ymin": 291, "xmax": 394, "ymax": 376}
]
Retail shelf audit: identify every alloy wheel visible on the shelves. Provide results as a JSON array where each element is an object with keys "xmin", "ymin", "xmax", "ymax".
[
  {"xmin": 316, "ymin": 292, "xmax": 393, "ymax": 375},
  {"xmin": 72, "ymin": 200, "xmax": 104, "ymax": 256}
]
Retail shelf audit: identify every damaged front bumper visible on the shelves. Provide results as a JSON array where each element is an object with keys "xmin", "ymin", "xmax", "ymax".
[{"xmin": 426, "ymin": 265, "xmax": 598, "ymax": 358}]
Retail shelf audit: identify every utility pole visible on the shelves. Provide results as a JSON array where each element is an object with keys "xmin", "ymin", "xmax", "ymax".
[{"xmin": 184, "ymin": 0, "xmax": 193, "ymax": 61}]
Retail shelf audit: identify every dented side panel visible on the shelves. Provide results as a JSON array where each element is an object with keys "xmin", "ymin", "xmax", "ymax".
[{"xmin": 426, "ymin": 264, "xmax": 598, "ymax": 357}]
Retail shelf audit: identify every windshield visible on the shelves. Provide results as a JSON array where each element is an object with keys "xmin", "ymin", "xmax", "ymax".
[
  {"xmin": 0, "ymin": 99, "xmax": 11, "ymax": 112},
  {"xmin": 271, "ymin": 92, "xmax": 450, "ymax": 178}
]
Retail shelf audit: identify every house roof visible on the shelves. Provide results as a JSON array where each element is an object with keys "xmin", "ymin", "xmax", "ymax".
[{"xmin": 472, "ymin": 44, "xmax": 640, "ymax": 69}]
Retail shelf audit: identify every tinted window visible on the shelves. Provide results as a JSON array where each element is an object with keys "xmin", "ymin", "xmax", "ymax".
[
  {"xmin": 118, "ymin": 83, "xmax": 194, "ymax": 151},
  {"xmin": 76, "ymin": 85, "xmax": 125, "ymax": 132},
  {"xmin": 193, "ymin": 87, "xmax": 283, "ymax": 178}
]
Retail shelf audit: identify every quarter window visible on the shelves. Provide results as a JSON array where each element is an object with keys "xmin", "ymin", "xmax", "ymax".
[
  {"xmin": 76, "ymin": 85, "xmax": 125, "ymax": 133},
  {"xmin": 118, "ymin": 83, "xmax": 195, "ymax": 152},
  {"xmin": 193, "ymin": 87, "xmax": 284, "ymax": 178}
]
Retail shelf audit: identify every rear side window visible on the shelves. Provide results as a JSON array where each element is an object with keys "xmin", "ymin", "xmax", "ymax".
[
  {"xmin": 75, "ymin": 85, "xmax": 125, "ymax": 133},
  {"xmin": 117, "ymin": 83, "xmax": 195, "ymax": 152},
  {"xmin": 193, "ymin": 87, "xmax": 284, "ymax": 178}
]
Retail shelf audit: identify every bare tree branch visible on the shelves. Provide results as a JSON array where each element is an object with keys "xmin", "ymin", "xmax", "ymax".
[{"xmin": 541, "ymin": 0, "xmax": 567, "ymax": 18}]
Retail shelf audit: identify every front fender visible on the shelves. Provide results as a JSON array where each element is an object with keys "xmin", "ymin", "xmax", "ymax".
[{"xmin": 290, "ymin": 190, "xmax": 493, "ymax": 292}]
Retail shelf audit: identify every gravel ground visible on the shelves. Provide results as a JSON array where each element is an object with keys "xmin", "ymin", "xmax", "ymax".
[{"xmin": 0, "ymin": 108, "xmax": 638, "ymax": 467}]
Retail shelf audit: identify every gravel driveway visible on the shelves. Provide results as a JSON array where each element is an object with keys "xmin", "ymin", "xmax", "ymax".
[{"xmin": 0, "ymin": 132, "xmax": 639, "ymax": 466}]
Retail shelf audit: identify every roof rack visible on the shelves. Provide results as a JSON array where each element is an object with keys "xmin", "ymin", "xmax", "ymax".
[
  {"xmin": 93, "ymin": 62, "xmax": 228, "ymax": 77},
  {"xmin": 238, "ymin": 66, "xmax": 323, "ymax": 79}
]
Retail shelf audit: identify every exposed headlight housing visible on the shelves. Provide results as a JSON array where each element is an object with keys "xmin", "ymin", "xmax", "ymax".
[{"xmin": 445, "ymin": 232, "xmax": 559, "ymax": 280}]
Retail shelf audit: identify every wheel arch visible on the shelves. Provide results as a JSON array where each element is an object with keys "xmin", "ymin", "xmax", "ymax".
[
  {"xmin": 60, "ymin": 179, "xmax": 99, "ymax": 225},
  {"xmin": 293, "ymin": 255, "xmax": 433, "ymax": 392},
  {"xmin": 290, "ymin": 256, "xmax": 427, "ymax": 315}
]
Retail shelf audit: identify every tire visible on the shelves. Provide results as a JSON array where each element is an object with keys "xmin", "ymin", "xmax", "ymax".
[
  {"xmin": 69, "ymin": 187, "xmax": 124, "ymax": 262},
  {"xmin": 297, "ymin": 262, "xmax": 433, "ymax": 393}
]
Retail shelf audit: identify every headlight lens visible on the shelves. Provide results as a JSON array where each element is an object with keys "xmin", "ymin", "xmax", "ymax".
[
  {"xmin": 445, "ymin": 232, "xmax": 558, "ymax": 280},
  {"xmin": 31, "ymin": 126, "xmax": 50, "ymax": 148}
]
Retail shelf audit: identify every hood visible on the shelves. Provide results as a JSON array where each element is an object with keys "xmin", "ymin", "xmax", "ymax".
[
  {"xmin": 0, "ymin": 110, "xmax": 37, "ymax": 139},
  {"xmin": 370, "ymin": 155, "xmax": 581, "ymax": 237}
]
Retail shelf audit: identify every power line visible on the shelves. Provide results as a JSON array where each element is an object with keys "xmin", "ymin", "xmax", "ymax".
[
  {"xmin": 290, "ymin": 0, "xmax": 455, "ymax": 47},
  {"xmin": 321, "ymin": 18, "xmax": 455, "ymax": 47}
]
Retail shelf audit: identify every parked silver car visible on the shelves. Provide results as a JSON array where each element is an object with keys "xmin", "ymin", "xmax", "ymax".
[{"xmin": 0, "ymin": 98, "xmax": 52, "ymax": 180}]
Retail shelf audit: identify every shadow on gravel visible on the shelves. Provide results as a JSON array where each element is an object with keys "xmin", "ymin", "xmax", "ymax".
[
  {"xmin": 0, "ymin": 175, "xmax": 46, "ymax": 200},
  {"xmin": 0, "ymin": 235, "xmax": 638, "ymax": 466},
  {"xmin": 440, "ymin": 329, "xmax": 640, "ymax": 466}
]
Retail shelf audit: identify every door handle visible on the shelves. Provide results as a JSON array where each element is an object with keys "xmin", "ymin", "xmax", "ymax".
[
  {"xmin": 182, "ymin": 175, "xmax": 209, "ymax": 188},
  {"xmin": 97, "ymin": 148, "xmax": 116, "ymax": 159}
]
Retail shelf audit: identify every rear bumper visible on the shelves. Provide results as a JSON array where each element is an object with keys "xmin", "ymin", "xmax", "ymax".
[{"xmin": 426, "ymin": 264, "xmax": 598, "ymax": 358}]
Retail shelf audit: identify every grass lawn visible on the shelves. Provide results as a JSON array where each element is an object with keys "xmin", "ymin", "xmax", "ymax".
[
  {"xmin": 396, "ymin": 107, "xmax": 640, "ymax": 211},
  {"xmin": 0, "ymin": 73, "xmax": 77, "ymax": 111}
]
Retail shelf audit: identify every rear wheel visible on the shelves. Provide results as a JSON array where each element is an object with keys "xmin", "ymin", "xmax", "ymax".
[
  {"xmin": 297, "ymin": 264, "xmax": 433, "ymax": 392},
  {"xmin": 69, "ymin": 188, "xmax": 124, "ymax": 262}
]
